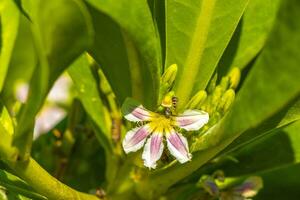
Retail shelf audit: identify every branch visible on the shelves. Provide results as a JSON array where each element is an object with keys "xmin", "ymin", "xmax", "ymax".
[{"xmin": 0, "ymin": 124, "xmax": 101, "ymax": 200}]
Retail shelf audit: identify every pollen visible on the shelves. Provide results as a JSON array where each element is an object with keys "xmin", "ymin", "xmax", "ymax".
[{"xmin": 148, "ymin": 115, "xmax": 172, "ymax": 131}]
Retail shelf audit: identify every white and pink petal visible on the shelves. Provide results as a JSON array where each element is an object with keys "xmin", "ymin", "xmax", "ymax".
[
  {"xmin": 175, "ymin": 110, "xmax": 209, "ymax": 131},
  {"xmin": 124, "ymin": 105, "xmax": 154, "ymax": 122},
  {"xmin": 166, "ymin": 129, "xmax": 192, "ymax": 163},
  {"xmin": 122, "ymin": 125, "xmax": 151, "ymax": 153},
  {"xmin": 142, "ymin": 132, "xmax": 164, "ymax": 169}
]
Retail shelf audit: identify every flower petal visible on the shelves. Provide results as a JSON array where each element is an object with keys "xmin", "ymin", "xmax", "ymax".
[
  {"xmin": 142, "ymin": 132, "xmax": 164, "ymax": 169},
  {"xmin": 124, "ymin": 105, "xmax": 154, "ymax": 122},
  {"xmin": 166, "ymin": 129, "xmax": 191, "ymax": 163},
  {"xmin": 122, "ymin": 125, "xmax": 150, "ymax": 153},
  {"xmin": 175, "ymin": 109, "xmax": 209, "ymax": 131}
]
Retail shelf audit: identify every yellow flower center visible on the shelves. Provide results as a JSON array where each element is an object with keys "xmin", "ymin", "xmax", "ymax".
[{"xmin": 148, "ymin": 114, "xmax": 174, "ymax": 133}]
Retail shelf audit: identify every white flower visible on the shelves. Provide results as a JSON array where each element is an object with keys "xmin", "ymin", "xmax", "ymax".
[{"xmin": 122, "ymin": 101, "xmax": 209, "ymax": 169}]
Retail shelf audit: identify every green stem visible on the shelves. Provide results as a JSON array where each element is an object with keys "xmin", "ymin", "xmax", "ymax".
[
  {"xmin": 0, "ymin": 125, "xmax": 100, "ymax": 200},
  {"xmin": 6, "ymin": 158, "xmax": 100, "ymax": 200}
]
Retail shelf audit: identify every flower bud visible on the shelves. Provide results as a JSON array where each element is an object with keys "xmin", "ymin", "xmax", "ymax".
[
  {"xmin": 161, "ymin": 64, "xmax": 178, "ymax": 86},
  {"xmin": 218, "ymin": 89, "xmax": 235, "ymax": 113},
  {"xmin": 187, "ymin": 90, "xmax": 207, "ymax": 109},
  {"xmin": 161, "ymin": 91, "xmax": 175, "ymax": 108},
  {"xmin": 228, "ymin": 67, "xmax": 241, "ymax": 89},
  {"xmin": 211, "ymin": 86, "xmax": 223, "ymax": 110},
  {"xmin": 220, "ymin": 76, "xmax": 229, "ymax": 92},
  {"xmin": 197, "ymin": 176, "xmax": 219, "ymax": 197},
  {"xmin": 207, "ymin": 73, "xmax": 218, "ymax": 94},
  {"xmin": 234, "ymin": 176, "xmax": 263, "ymax": 198}
]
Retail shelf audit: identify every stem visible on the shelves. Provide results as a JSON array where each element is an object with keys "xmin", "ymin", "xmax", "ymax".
[
  {"xmin": 6, "ymin": 158, "xmax": 100, "ymax": 200},
  {"xmin": 0, "ymin": 125, "xmax": 101, "ymax": 200}
]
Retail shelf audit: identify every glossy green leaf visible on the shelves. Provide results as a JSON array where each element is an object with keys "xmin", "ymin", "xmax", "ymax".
[
  {"xmin": 199, "ymin": 0, "xmax": 300, "ymax": 150},
  {"xmin": 68, "ymin": 55, "xmax": 118, "ymax": 187},
  {"xmin": 224, "ymin": 97, "xmax": 300, "ymax": 153},
  {"xmin": 0, "ymin": 169, "xmax": 46, "ymax": 200},
  {"xmin": 12, "ymin": 0, "xmax": 31, "ymax": 20},
  {"xmin": 0, "ymin": 0, "xmax": 19, "ymax": 92},
  {"xmin": 68, "ymin": 55, "xmax": 111, "ymax": 151},
  {"xmin": 87, "ymin": 6, "xmax": 132, "ymax": 104},
  {"xmin": 0, "ymin": 14, "xmax": 37, "ymax": 106},
  {"xmin": 218, "ymin": 0, "xmax": 280, "ymax": 74},
  {"xmin": 165, "ymin": 0, "xmax": 249, "ymax": 108},
  {"xmin": 86, "ymin": 0, "xmax": 161, "ymax": 108},
  {"xmin": 255, "ymin": 164, "xmax": 300, "ymax": 200},
  {"xmin": 212, "ymin": 120, "xmax": 300, "ymax": 177},
  {"xmin": 12, "ymin": 0, "xmax": 94, "ymax": 160},
  {"xmin": 136, "ymin": 0, "xmax": 300, "ymax": 197},
  {"xmin": 148, "ymin": 0, "xmax": 166, "ymax": 63}
]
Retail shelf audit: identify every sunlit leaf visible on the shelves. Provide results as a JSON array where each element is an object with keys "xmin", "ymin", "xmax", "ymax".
[
  {"xmin": 136, "ymin": 1, "xmax": 300, "ymax": 197},
  {"xmin": 0, "ymin": 169, "xmax": 46, "ymax": 200},
  {"xmin": 68, "ymin": 55, "xmax": 111, "ymax": 151},
  {"xmin": 218, "ymin": 0, "xmax": 280, "ymax": 74},
  {"xmin": 86, "ymin": 0, "xmax": 161, "ymax": 108},
  {"xmin": 12, "ymin": 0, "xmax": 94, "ymax": 160},
  {"xmin": 0, "ymin": 0, "xmax": 19, "ymax": 92},
  {"xmin": 166, "ymin": 0, "xmax": 249, "ymax": 108}
]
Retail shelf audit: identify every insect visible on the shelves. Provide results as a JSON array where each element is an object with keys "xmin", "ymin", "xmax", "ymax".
[
  {"xmin": 161, "ymin": 92, "xmax": 178, "ymax": 117},
  {"xmin": 165, "ymin": 107, "xmax": 172, "ymax": 118},
  {"xmin": 172, "ymin": 96, "xmax": 178, "ymax": 110}
]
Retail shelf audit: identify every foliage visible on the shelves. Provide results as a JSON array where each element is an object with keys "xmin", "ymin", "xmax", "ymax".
[{"xmin": 0, "ymin": 0, "xmax": 299, "ymax": 199}]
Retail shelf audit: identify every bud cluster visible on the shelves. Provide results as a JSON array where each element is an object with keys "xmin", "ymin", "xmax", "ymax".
[{"xmin": 187, "ymin": 67, "xmax": 241, "ymax": 130}]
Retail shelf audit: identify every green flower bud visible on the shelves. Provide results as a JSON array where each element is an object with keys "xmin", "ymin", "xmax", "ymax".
[
  {"xmin": 211, "ymin": 86, "xmax": 223, "ymax": 110},
  {"xmin": 228, "ymin": 67, "xmax": 241, "ymax": 89},
  {"xmin": 218, "ymin": 89, "xmax": 235, "ymax": 113},
  {"xmin": 220, "ymin": 76, "xmax": 230, "ymax": 92},
  {"xmin": 161, "ymin": 64, "xmax": 178, "ymax": 86},
  {"xmin": 187, "ymin": 90, "xmax": 207, "ymax": 109},
  {"xmin": 161, "ymin": 91, "xmax": 175, "ymax": 108},
  {"xmin": 207, "ymin": 72, "xmax": 218, "ymax": 94}
]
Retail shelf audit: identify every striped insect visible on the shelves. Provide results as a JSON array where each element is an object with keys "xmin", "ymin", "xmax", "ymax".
[{"xmin": 172, "ymin": 96, "xmax": 178, "ymax": 110}]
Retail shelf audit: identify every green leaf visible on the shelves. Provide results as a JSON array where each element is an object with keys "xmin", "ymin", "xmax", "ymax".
[
  {"xmin": 199, "ymin": 0, "xmax": 300, "ymax": 150},
  {"xmin": 12, "ymin": 0, "xmax": 31, "ymax": 21},
  {"xmin": 87, "ymin": 6, "xmax": 132, "ymax": 104},
  {"xmin": 12, "ymin": 0, "xmax": 94, "ymax": 160},
  {"xmin": 147, "ymin": 0, "xmax": 166, "ymax": 63},
  {"xmin": 218, "ymin": 0, "xmax": 280, "ymax": 74},
  {"xmin": 255, "ymin": 164, "xmax": 300, "ymax": 200},
  {"xmin": 0, "ymin": 14, "xmax": 37, "ymax": 106},
  {"xmin": 0, "ymin": 0, "xmax": 20, "ymax": 92},
  {"xmin": 165, "ymin": 0, "xmax": 249, "ymax": 108},
  {"xmin": 0, "ymin": 169, "xmax": 46, "ymax": 200},
  {"xmin": 211, "ymin": 121, "xmax": 300, "ymax": 177},
  {"xmin": 224, "ymin": 97, "xmax": 300, "ymax": 153},
  {"xmin": 86, "ymin": 0, "xmax": 161, "ymax": 108},
  {"xmin": 68, "ymin": 55, "xmax": 111, "ymax": 152},
  {"xmin": 0, "ymin": 104, "xmax": 18, "ymax": 162},
  {"xmin": 136, "ymin": 0, "xmax": 300, "ymax": 197},
  {"xmin": 68, "ymin": 54, "xmax": 118, "ymax": 187}
]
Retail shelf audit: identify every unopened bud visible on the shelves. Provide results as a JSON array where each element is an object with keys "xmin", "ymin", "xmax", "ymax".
[
  {"xmin": 234, "ymin": 176, "xmax": 263, "ymax": 198},
  {"xmin": 161, "ymin": 64, "xmax": 178, "ymax": 86},
  {"xmin": 218, "ymin": 89, "xmax": 235, "ymax": 113},
  {"xmin": 211, "ymin": 86, "xmax": 223, "ymax": 110},
  {"xmin": 187, "ymin": 90, "xmax": 207, "ymax": 109},
  {"xmin": 161, "ymin": 91, "xmax": 175, "ymax": 108},
  {"xmin": 197, "ymin": 176, "xmax": 219, "ymax": 197},
  {"xmin": 220, "ymin": 76, "xmax": 229, "ymax": 92},
  {"xmin": 228, "ymin": 67, "xmax": 241, "ymax": 89},
  {"xmin": 207, "ymin": 73, "xmax": 218, "ymax": 94}
]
